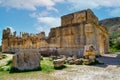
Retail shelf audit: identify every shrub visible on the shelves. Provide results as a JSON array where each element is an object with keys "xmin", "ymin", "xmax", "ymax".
[
  {"xmin": 0, "ymin": 59, "xmax": 12, "ymax": 71},
  {"xmin": 114, "ymin": 40, "xmax": 120, "ymax": 50},
  {"xmin": 41, "ymin": 58, "xmax": 54, "ymax": 73}
]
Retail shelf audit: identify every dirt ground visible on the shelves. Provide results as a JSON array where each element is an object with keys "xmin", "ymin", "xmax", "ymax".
[
  {"xmin": 50, "ymin": 53, "xmax": 120, "ymax": 80},
  {"xmin": 0, "ymin": 53, "xmax": 120, "ymax": 80}
]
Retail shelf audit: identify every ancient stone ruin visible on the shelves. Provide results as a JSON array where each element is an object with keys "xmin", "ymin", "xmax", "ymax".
[{"xmin": 2, "ymin": 9, "xmax": 109, "ymax": 56}]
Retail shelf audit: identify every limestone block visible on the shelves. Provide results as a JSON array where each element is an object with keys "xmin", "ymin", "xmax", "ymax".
[
  {"xmin": 53, "ymin": 56, "xmax": 66, "ymax": 67},
  {"xmin": 89, "ymin": 55, "xmax": 95, "ymax": 60},
  {"xmin": 74, "ymin": 58, "xmax": 83, "ymax": 65},
  {"xmin": 67, "ymin": 57, "xmax": 74, "ymax": 64},
  {"xmin": 12, "ymin": 50, "xmax": 41, "ymax": 71},
  {"xmin": 82, "ymin": 59, "xmax": 91, "ymax": 65}
]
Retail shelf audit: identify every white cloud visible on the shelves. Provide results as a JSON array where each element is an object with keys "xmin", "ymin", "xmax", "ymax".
[
  {"xmin": 53, "ymin": 0, "xmax": 65, "ymax": 3},
  {"xmin": 36, "ymin": 26, "xmax": 50, "ymax": 36},
  {"xmin": 29, "ymin": 12, "xmax": 37, "ymax": 18},
  {"xmin": 46, "ymin": 6, "xmax": 58, "ymax": 12},
  {"xmin": 67, "ymin": 0, "xmax": 120, "ymax": 10},
  {"xmin": 29, "ymin": 10, "xmax": 61, "ymax": 36},
  {"xmin": 29, "ymin": 11, "xmax": 50, "ymax": 18},
  {"xmin": 68, "ymin": 0, "xmax": 98, "ymax": 10},
  {"xmin": 6, "ymin": 26, "xmax": 15, "ymax": 33},
  {"xmin": 67, "ymin": 0, "xmax": 120, "ymax": 17},
  {"xmin": 35, "ymin": 16, "xmax": 61, "ymax": 36},
  {"xmin": 38, "ymin": 11, "xmax": 50, "ymax": 17},
  {"xmin": 37, "ymin": 17, "xmax": 61, "ymax": 27},
  {"xmin": 0, "ymin": 0, "xmax": 65, "ymax": 11}
]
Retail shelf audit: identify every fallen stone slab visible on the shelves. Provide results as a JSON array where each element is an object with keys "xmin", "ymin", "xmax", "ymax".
[
  {"xmin": 74, "ymin": 58, "xmax": 83, "ymax": 65},
  {"xmin": 67, "ymin": 57, "xmax": 74, "ymax": 65},
  {"xmin": 82, "ymin": 59, "xmax": 91, "ymax": 65},
  {"xmin": 53, "ymin": 56, "xmax": 66, "ymax": 68}
]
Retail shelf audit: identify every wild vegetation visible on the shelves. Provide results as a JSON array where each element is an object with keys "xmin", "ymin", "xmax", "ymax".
[{"xmin": 99, "ymin": 17, "xmax": 120, "ymax": 52}]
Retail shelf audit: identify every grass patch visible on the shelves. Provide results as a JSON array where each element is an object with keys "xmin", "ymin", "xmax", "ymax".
[
  {"xmin": 41, "ymin": 58, "xmax": 54, "ymax": 73},
  {"xmin": 110, "ymin": 47, "xmax": 120, "ymax": 52},
  {"xmin": 0, "ymin": 59, "xmax": 12, "ymax": 71}
]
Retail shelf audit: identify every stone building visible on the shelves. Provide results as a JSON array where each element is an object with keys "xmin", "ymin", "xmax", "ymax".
[{"xmin": 2, "ymin": 9, "xmax": 109, "ymax": 55}]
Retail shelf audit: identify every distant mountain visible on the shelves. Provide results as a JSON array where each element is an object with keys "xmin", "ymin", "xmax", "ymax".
[
  {"xmin": 99, "ymin": 17, "xmax": 120, "ymax": 51},
  {"xmin": 99, "ymin": 17, "xmax": 120, "ymax": 30},
  {"xmin": 99, "ymin": 17, "xmax": 120, "ymax": 34}
]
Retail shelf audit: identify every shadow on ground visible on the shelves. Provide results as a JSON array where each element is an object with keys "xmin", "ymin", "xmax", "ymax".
[{"xmin": 96, "ymin": 53, "xmax": 120, "ymax": 68}]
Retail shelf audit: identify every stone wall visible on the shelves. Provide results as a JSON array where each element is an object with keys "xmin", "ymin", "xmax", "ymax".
[{"xmin": 2, "ymin": 9, "xmax": 109, "ymax": 56}]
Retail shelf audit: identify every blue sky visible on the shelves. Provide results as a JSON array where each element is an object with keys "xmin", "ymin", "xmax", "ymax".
[{"xmin": 0, "ymin": 0, "xmax": 120, "ymax": 45}]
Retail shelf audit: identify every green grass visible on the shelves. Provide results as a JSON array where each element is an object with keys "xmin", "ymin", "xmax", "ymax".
[
  {"xmin": 41, "ymin": 58, "xmax": 55, "ymax": 73},
  {"xmin": 110, "ymin": 47, "xmax": 120, "ymax": 52},
  {"xmin": 6, "ymin": 59, "xmax": 12, "ymax": 66},
  {"xmin": 0, "ymin": 59, "xmax": 12, "ymax": 71}
]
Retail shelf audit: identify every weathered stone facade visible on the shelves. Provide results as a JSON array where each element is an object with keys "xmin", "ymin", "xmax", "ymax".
[{"xmin": 2, "ymin": 9, "xmax": 109, "ymax": 55}]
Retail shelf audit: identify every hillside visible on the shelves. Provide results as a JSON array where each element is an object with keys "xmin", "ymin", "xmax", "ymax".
[
  {"xmin": 99, "ymin": 17, "xmax": 120, "ymax": 29},
  {"xmin": 99, "ymin": 17, "xmax": 120, "ymax": 52}
]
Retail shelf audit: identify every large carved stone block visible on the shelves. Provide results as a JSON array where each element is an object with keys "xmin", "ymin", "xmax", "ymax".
[{"xmin": 12, "ymin": 50, "xmax": 41, "ymax": 71}]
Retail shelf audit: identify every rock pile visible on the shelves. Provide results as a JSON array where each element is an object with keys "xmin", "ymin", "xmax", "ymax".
[
  {"xmin": 83, "ymin": 45, "xmax": 96, "ymax": 64},
  {"xmin": 66, "ymin": 45, "xmax": 96, "ymax": 65}
]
